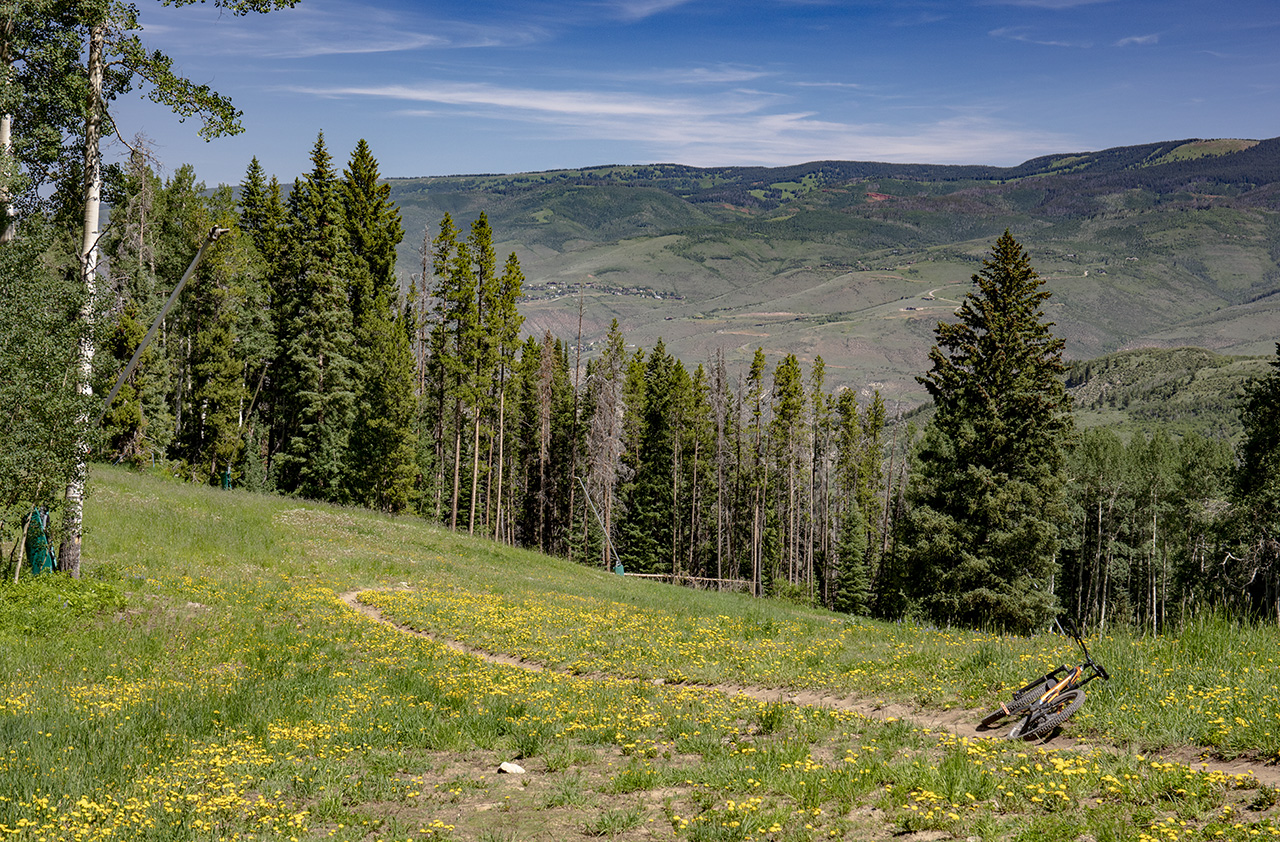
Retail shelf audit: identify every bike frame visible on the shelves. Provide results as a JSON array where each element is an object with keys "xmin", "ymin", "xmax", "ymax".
[{"xmin": 1026, "ymin": 621, "xmax": 1108, "ymax": 709}]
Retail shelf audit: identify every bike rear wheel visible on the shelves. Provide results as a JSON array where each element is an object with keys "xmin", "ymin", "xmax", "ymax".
[
  {"xmin": 979, "ymin": 678, "xmax": 1052, "ymax": 728},
  {"xmin": 1008, "ymin": 689, "xmax": 1085, "ymax": 740}
]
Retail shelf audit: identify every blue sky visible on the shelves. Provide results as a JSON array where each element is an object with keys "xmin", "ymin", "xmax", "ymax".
[{"xmin": 112, "ymin": 0, "xmax": 1280, "ymax": 186}]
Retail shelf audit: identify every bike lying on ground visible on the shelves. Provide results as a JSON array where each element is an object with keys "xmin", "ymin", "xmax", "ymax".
[{"xmin": 979, "ymin": 619, "xmax": 1110, "ymax": 740}]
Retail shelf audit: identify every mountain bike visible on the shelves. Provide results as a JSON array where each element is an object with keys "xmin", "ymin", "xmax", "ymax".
[{"xmin": 978, "ymin": 619, "xmax": 1110, "ymax": 740}]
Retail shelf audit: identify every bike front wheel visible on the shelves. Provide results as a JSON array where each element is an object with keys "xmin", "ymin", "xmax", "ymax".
[{"xmin": 1007, "ymin": 689, "xmax": 1085, "ymax": 740}]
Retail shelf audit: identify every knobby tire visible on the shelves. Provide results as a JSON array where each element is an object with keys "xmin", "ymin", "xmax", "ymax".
[{"xmin": 1008, "ymin": 688, "xmax": 1085, "ymax": 740}]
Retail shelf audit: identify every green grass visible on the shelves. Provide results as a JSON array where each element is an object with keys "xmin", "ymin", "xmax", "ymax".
[{"xmin": 0, "ymin": 465, "xmax": 1277, "ymax": 840}]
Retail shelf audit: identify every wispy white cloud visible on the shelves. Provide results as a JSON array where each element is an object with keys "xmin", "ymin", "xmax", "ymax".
[
  {"xmin": 294, "ymin": 79, "xmax": 1070, "ymax": 167},
  {"xmin": 608, "ymin": 65, "xmax": 773, "ymax": 85},
  {"xmin": 1114, "ymin": 33, "xmax": 1158, "ymax": 47},
  {"xmin": 608, "ymin": 0, "xmax": 695, "ymax": 21},
  {"xmin": 792, "ymin": 81, "xmax": 863, "ymax": 90},
  {"xmin": 139, "ymin": 1, "xmax": 545, "ymax": 59},
  {"xmin": 296, "ymin": 81, "xmax": 767, "ymax": 118},
  {"xmin": 887, "ymin": 11, "xmax": 949, "ymax": 27},
  {"xmin": 989, "ymin": 26, "xmax": 1092, "ymax": 48}
]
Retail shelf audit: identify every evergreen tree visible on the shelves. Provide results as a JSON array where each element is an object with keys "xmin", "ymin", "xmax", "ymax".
[
  {"xmin": 490, "ymin": 250, "xmax": 525, "ymax": 540},
  {"xmin": 341, "ymin": 138, "xmax": 402, "ymax": 327},
  {"xmin": 348, "ymin": 294, "xmax": 417, "ymax": 512},
  {"xmin": 466, "ymin": 213, "xmax": 498, "ymax": 534},
  {"xmin": 1229, "ymin": 342, "xmax": 1280, "ymax": 619},
  {"xmin": 97, "ymin": 151, "xmax": 173, "ymax": 463},
  {"xmin": 512, "ymin": 332, "xmax": 549, "ymax": 550},
  {"xmin": 339, "ymin": 140, "xmax": 414, "ymax": 509},
  {"xmin": 547, "ymin": 337, "xmax": 579, "ymax": 558},
  {"xmin": 274, "ymin": 132, "xmax": 357, "ymax": 501},
  {"xmin": 808, "ymin": 357, "xmax": 832, "ymax": 605},
  {"xmin": 618, "ymin": 340, "xmax": 680, "ymax": 574},
  {"xmin": 237, "ymin": 157, "xmax": 286, "ymax": 483},
  {"xmin": 832, "ymin": 500, "xmax": 870, "ymax": 615},
  {"xmin": 437, "ymin": 217, "xmax": 477, "ymax": 529},
  {"xmin": 901, "ymin": 231, "xmax": 1073, "ymax": 632},
  {"xmin": 417, "ymin": 214, "xmax": 461, "ymax": 521}
]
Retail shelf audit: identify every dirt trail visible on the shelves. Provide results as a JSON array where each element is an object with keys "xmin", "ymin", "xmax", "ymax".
[{"xmin": 338, "ymin": 589, "xmax": 1280, "ymax": 786}]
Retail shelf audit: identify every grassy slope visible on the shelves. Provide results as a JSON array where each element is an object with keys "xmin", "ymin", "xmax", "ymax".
[
  {"xmin": 1066, "ymin": 348, "xmax": 1273, "ymax": 441},
  {"xmin": 390, "ymin": 138, "xmax": 1280, "ymax": 404},
  {"xmin": 1, "ymin": 466, "xmax": 1278, "ymax": 841}
]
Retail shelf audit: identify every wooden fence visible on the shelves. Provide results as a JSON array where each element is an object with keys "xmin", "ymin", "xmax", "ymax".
[{"xmin": 623, "ymin": 572, "xmax": 754, "ymax": 593}]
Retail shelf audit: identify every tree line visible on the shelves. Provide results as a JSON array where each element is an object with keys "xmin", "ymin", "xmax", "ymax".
[
  {"xmin": 0, "ymin": 0, "xmax": 1274, "ymax": 626},
  {"xmin": 13, "ymin": 146, "xmax": 1280, "ymax": 629}
]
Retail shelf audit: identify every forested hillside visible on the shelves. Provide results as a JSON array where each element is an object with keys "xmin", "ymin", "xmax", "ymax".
[{"xmin": 387, "ymin": 137, "xmax": 1280, "ymax": 403}]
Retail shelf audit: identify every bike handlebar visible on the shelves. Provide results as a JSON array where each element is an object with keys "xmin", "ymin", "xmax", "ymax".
[{"xmin": 1058, "ymin": 617, "xmax": 1110, "ymax": 682}]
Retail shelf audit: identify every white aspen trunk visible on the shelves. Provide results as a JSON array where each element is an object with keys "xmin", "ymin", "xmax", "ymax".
[
  {"xmin": 61, "ymin": 22, "xmax": 106, "ymax": 579},
  {"xmin": 0, "ymin": 112, "xmax": 13, "ymax": 242},
  {"xmin": 1, "ymin": 15, "xmax": 15, "ymax": 243}
]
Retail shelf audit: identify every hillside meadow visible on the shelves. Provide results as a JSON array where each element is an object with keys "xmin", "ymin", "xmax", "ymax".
[{"xmin": 1, "ymin": 465, "xmax": 1278, "ymax": 841}]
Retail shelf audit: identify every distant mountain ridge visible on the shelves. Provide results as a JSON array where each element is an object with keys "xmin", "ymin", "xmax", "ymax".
[{"xmin": 386, "ymin": 137, "xmax": 1280, "ymax": 403}]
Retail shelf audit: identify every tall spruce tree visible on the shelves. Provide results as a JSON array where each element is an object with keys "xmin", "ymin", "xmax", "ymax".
[
  {"xmin": 348, "ymin": 293, "xmax": 417, "ymax": 512},
  {"xmin": 1230, "ymin": 342, "xmax": 1280, "ymax": 620},
  {"xmin": 466, "ymin": 213, "xmax": 499, "ymax": 534},
  {"xmin": 341, "ymin": 138, "xmax": 401, "ymax": 327},
  {"xmin": 618, "ymin": 340, "xmax": 679, "ymax": 574},
  {"xmin": 901, "ymin": 231, "xmax": 1073, "ymax": 632},
  {"xmin": 274, "ymin": 132, "xmax": 357, "ymax": 501},
  {"xmin": 339, "ymin": 139, "xmax": 415, "ymax": 510},
  {"xmin": 237, "ymin": 157, "xmax": 286, "ymax": 483},
  {"xmin": 97, "ymin": 151, "xmax": 174, "ymax": 463}
]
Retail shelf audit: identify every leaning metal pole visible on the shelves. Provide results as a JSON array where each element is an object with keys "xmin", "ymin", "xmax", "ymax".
[
  {"xmin": 96, "ymin": 226, "xmax": 229, "ymax": 425},
  {"xmin": 576, "ymin": 475, "xmax": 622, "ymax": 573}
]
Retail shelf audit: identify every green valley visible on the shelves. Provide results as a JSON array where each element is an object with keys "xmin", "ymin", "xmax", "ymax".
[{"xmin": 388, "ymin": 137, "xmax": 1280, "ymax": 404}]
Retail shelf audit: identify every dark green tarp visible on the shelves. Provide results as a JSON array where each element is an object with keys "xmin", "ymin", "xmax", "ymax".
[{"xmin": 25, "ymin": 507, "xmax": 56, "ymax": 575}]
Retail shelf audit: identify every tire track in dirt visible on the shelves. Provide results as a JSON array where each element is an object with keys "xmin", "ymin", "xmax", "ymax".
[{"xmin": 338, "ymin": 589, "xmax": 1280, "ymax": 786}]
